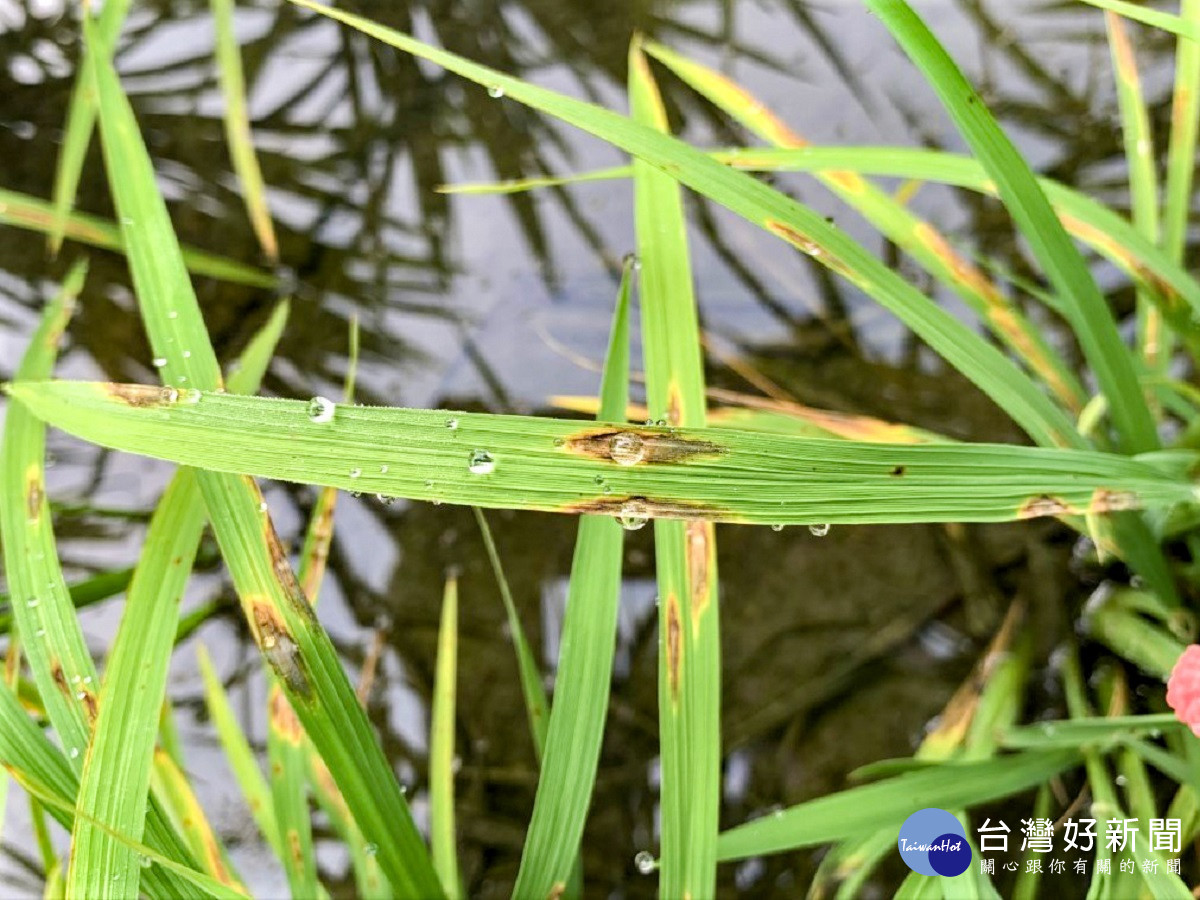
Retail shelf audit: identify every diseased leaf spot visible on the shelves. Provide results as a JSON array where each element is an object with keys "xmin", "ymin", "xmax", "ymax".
[
  {"xmin": 252, "ymin": 598, "xmax": 312, "ymax": 701},
  {"xmin": 665, "ymin": 594, "xmax": 682, "ymax": 704},
  {"xmin": 890, "ymin": 465, "xmax": 906, "ymax": 477},
  {"xmin": 686, "ymin": 520, "xmax": 713, "ymax": 621},
  {"xmin": 563, "ymin": 428, "xmax": 724, "ymax": 465},
  {"xmin": 25, "ymin": 470, "xmax": 43, "ymax": 522},
  {"xmin": 104, "ymin": 382, "xmax": 178, "ymax": 407},
  {"xmin": 1017, "ymin": 495, "xmax": 1071, "ymax": 519}
]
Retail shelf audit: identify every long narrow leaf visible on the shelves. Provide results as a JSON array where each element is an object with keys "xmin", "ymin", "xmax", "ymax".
[
  {"xmin": 9, "ymin": 381, "xmax": 1197, "ymax": 524},
  {"xmin": 629, "ymin": 37, "xmax": 720, "ymax": 896},
  {"xmin": 440, "ymin": 146, "xmax": 1200, "ymax": 349},
  {"xmin": 716, "ymin": 750, "xmax": 1078, "ymax": 861},
  {"xmin": 1079, "ymin": 0, "xmax": 1200, "ymax": 41},
  {"xmin": 78, "ymin": 17, "xmax": 443, "ymax": 896},
  {"xmin": 211, "ymin": 0, "xmax": 278, "ymax": 261},
  {"xmin": 67, "ymin": 301, "xmax": 288, "ymax": 897},
  {"xmin": 48, "ymin": 0, "xmax": 131, "ymax": 253},
  {"xmin": 643, "ymin": 39, "xmax": 1085, "ymax": 413},
  {"xmin": 430, "ymin": 577, "xmax": 460, "ymax": 899},
  {"xmin": 1, "ymin": 188, "xmax": 275, "ymax": 288},
  {"xmin": 866, "ymin": 0, "xmax": 1156, "ymax": 453},
  {"xmin": 286, "ymin": 0, "xmax": 1079, "ymax": 450},
  {"xmin": 512, "ymin": 258, "xmax": 632, "ymax": 896},
  {"xmin": 1164, "ymin": 0, "xmax": 1200, "ymax": 265}
]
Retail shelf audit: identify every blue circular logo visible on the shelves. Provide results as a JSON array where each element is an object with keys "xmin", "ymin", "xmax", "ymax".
[{"xmin": 898, "ymin": 808, "xmax": 972, "ymax": 877}]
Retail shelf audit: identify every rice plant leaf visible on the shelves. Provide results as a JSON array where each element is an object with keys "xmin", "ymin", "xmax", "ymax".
[
  {"xmin": 474, "ymin": 507, "xmax": 550, "ymax": 755},
  {"xmin": 11, "ymin": 381, "xmax": 1199, "ymax": 526},
  {"xmin": 715, "ymin": 749, "xmax": 1078, "ymax": 861},
  {"xmin": 0, "ymin": 266, "xmax": 210, "ymax": 897},
  {"xmin": 642, "ymin": 39, "xmax": 1085, "ymax": 414},
  {"xmin": 67, "ymin": 473, "xmax": 214, "ymax": 898},
  {"xmin": 149, "ymin": 748, "xmax": 245, "ymax": 890},
  {"xmin": 286, "ymin": 0, "xmax": 1078, "ymax": 450},
  {"xmin": 866, "ymin": 0, "xmax": 1156, "ymax": 453},
  {"xmin": 512, "ymin": 258, "xmax": 631, "ymax": 898},
  {"xmin": 1105, "ymin": 11, "xmax": 1164, "ymax": 368},
  {"xmin": 78, "ymin": 16, "xmax": 443, "ymax": 896},
  {"xmin": 265, "ymin": 683, "xmax": 318, "ymax": 897},
  {"xmin": 629, "ymin": 37, "xmax": 720, "ymax": 897},
  {"xmin": 211, "ymin": 0, "xmax": 278, "ymax": 261},
  {"xmin": 48, "ymin": 0, "xmax": 131, "ymax": 254},
  {"xmin": 1078, "ymin": 0, "xmax": 1200, "ymax": 41},
  {"xmin": 1, "ymin": 188, "xmax": 276, "ymax": 288},
  {"xmin": 66, "ymin": 301, "xmax": 288, "ymax": 898},
  {"xmin": 0, "ymin": 629, "xmax": 213, "ymax": 897},
  {"xmin": 1001, "ymin": 714, "xmax": 1182, "ymax": 749},
  {"xmin": 553, "ymin": 392, "xmax": 952, "ymax": 443},
  {"xmin": 440, "ymin": 146, "xmax": 1200, "ymax": 349},
  {"xmin": 1163, "ymin": 0, "xmax": 1200, "ymax": 264},
  {"xmin": 195, "ymin": 645, "xmax": 282, "ymax": 857},
  {"xmin": 431, "ymin": 576, "xmax": 460, "ymax": 900}
]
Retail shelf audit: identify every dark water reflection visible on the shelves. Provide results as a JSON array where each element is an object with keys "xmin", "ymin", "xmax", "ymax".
[{"xmin": 0, "ymin": 0, "xmax": 1189, "ymax": 895}]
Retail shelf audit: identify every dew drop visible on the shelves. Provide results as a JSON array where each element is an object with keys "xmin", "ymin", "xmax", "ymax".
[
  {"xmin": 808, "ymin": 523, "xmax": 831, "ymax": 537},
  {"xmin": 349, "ymin": 468, "xmax": 362, "ymax": 479},
  {"xmin": 139, "ymin": 856, "xmax": 152, "ymax": 869},
  {"xmin": 69, "ymin": 747, "xmax": 79, "ymax": 759},
  {"xmin": 181, "ymin": 389, "xmax": 202, "ymax": 404},
  {"xmin": 258, "ymin": 501, "xmax": 268, "ymax": 513},
  {"xmin": 27, "ymin": 597, "xmax": 39, "ymax": 608},
  {"xmin": 553, "ymin": 437, "xmax": 565, "ymax": 447},
  {"xmin": 380, "ymin": 465, "xmax": 389, "ymax": 474},
  {"xmin": 152, "ymin": 357, "xmax": 167, "ymax": 368},
  {"xmin": 167, "ymin": 310, "xmax": 178, "ymax": 320},
  {"xmin": 487, "ymin": 84, "xmax": 505, "ymax": 98},
  {"xmin": 771, "ymin": 524, "xmax": 785, "ymax": 532},
  {"xmin": 1115, "ymin": 774, "xmax": 1128, "ymax": 786},
  {"xmin": 160, "ymin": 388, "xmax": 179, "ymax": 404},
  {"xmin": 617, "ymin": 500, "xmax": 649, "ymax": 531},
  {"xmin": 375, "ymin": 494, "xmax": 393, "ymax": 506},
  {"xmin": 182, "ymin": 350, "xmax": 192, "ymax": 359},
  {"xmin": 610, "ymin": 433, "xmax": 645, "ymax": 466},
  {"xmin": 446, "ymin": 417, "xmax": 460, "ymax": 431},
  {"xmin": 35, "ymin": 628, "xmax": 45, "ymax": 637},
  {"xmin": 75, "ymin": 691, "xmax": 87, "ymax": 700},
  {"xmin": 364, "ymin": 843, "xmax": 378, "ymax": 856},
  {"xmin": 308, "ymin": 396, "xmax": 335, "ymax": 423},
  {"xmin": 82, "ymin": 676, "xmax": 92, "ymax": 685},
  {"xmin": 468, "ymin": 450, "xmax": 495, "ymax": 475},
  {"xmin": 634, "ymin": 850, "xmax": 656, "ymax": 874}
]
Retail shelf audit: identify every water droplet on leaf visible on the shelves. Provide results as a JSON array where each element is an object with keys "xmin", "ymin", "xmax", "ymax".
[
  {"xmin": 808, "ymin": 523, "xmax": 831, "ymax": 537},
  {"xmin": 308, "ymin": 396, "xmax": 335, "ymax": 423},
  {"xmin": 468, "ymin": 450, "xmax": 495, "ymax": 475},
  {"xmin": 487, "ymin": 84, "xmax": 505, "ymax": 98},
  {"xmin": 610, "ymin": 433, "xmax": 645, "ymax": 466}
]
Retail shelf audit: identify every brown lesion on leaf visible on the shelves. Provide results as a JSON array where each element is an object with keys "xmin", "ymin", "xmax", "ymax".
[
  {"xmin": 251, "ymin": 597, "xmax": 313, "ymax": 702},
  {"xmin": 665, "ymin": 593, "xmax": 682, "ymax": 704},
  {"xmin": 78, "ymin": 688, "xmax": 97, "ymax": 723},
  {"xmin": 301, "ymin": 493, "xmax": 337, "ymax": 600},
  {"xmin": 1017, "ymin": 495, "xmax": 1072, "ymax": 519},
  {"xmin": 287, "ymin": 830, "xmax": 304, "ymax": 866},
  {"xmin": 104, "ymin": 382, "xmax": 178, "ymax": 407},
  {"xmin": 891, "ymin": 465, "xmax": 906, "ymax": 477},
  {"xmin": 562, "ymin": 428, "xmax": 724, "ymax": 466},
  {"xmin": 1089, "ymin": 488, "xmax": 1141, "ymax": 514},
  {"xmin": 50, "ymin": 660, "xmax": 69, "ymax": 696},
  {"xmin": 686, "ymin": 520, "xmax": 714, "ymax": 621},
  {"xmin": 269, "ymin": 683, "xmax": 304, "ymax": 745},
  {"xmin": 564, "ymin": 494, "xmax": 728, "ymax": 521},
  {"xmin": 547, "ymin": 883, "xmax": 567, "ymax": 900},
  {"xmin": 25, "ymin": 468, "xmax": 43, "ymax": 522}
]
